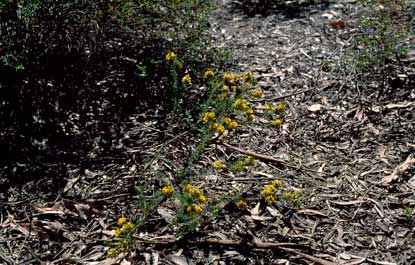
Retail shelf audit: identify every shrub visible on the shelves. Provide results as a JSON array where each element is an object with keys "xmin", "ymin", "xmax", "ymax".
[
  {"xmin": 352, "ymin": 0, "xmax": 414, "ymax": 69},
  {"xmin": 0, "ymin": 0, "xmax": 218, "ymax": 183}
]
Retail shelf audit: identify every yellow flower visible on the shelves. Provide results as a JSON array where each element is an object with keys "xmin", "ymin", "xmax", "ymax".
[
  {"xmin": 185, "ymin": 204, "xmax": 203, "ymax": 215},
  {"xmin": 213, "ymin": 160, "xmax": 224, "ymax": 169},
  {"xmin": 232, "ymin": 74, "xmax": 241, "ymax": 84},
  {"xmin": 275, "ymin": 102, "xmax": 285, "ymax": 112},
  {"xmin": 234, "ymin": 85, "xmax": 243, "ymax": 93},
  {"xmin": 216, "ymin": 124, "xmax": 225, "ymax": 134},
  {"xmin": 221, "ymin": 92, "xmax": 230, "ymax": 100},
  {"xmin": 208, "ymin": 122, "xmax": 217, "ymax": 131},
  {"xmin": 245, "ymin": 108, "xmax": 254, "ymax": 116},
  {"xmin": 203, "ymin": 111, "xmax": 215, "ymax": 123},
  {"xmin": 245, "ymin": 108, "xmax": 255, "ymax": 121},
  {"xmin": 272, "ymin": 179, "xmax": 282, "ymax": 188},
  {"xmin": 117, "ymin": 217, "xmax": 127, "ymax": 226},
  {"xmin": 162, "ymin": 185, "xmax": 174, "ymax": 197},
  {"xmin": 223, "ymin": 73, "xmax": 232, "ymax": 83},
  {"xmin": 235, "ymin": 160, "xmax": 245, "ymax": 170},
  {"xmin": 287, "ymin": 190, "xmax": 303, "ymax": 201},
  {"xmin": 192, "ymin": 204, "xmax": 203, "ymax": 215},
  {"xmin": 223, "ymin": 85, "xmax": 230, "ymax": 93},
  {"xmin": 268, "ymin": 184, "xmax": 276, "ymax": 192},
  {"xmin": 107, "ymin": 248, "xmax": 119, "ymax": 258},
  {"xmin": 245, "ymin": 155, "xmax": 255, "ymax": 165},
  {"xmin": 209, "ymin": 123, "xmax": 225, "ymax": 134},
  {"xmin": 252, "ymin": 89, "xmax": 263, "ymax": 98},
  {"xmin": 233, "ymin": 98, "xmax": 247, "ymax": 110},
  {"xmin": 122, "ymin": 221, "xmax": 134, "ymax": 232},
  {"xmin": 184, "ymin": 184, "xmax": 193, "ymax": 193},
  {"xmin": 264, "ymin": 104, "xmax": 273, "ymax": 111},
  {"xmin": 114, "ymin": 228, "xmax": 122, "ymax": 238},
  {"xmin": 204, "ymin": 69, "xmax": 214, "ymax": 79},
  {"xmin": 191, "ymin": 188, "xmax": 202, "ymax": 197},
  {"xmin": 243, "ymin": 71, "xmax": 253, "ymax": 82},
  {"xmin": 271, "ymin": 118, "xmax": 283, "ymax": 127},
  {"xmin": 262, "ymin": 187, "xmax": 274, "ymax": 197},
  {"xmin": 165, "ymin": 51, "xmax": 176, "ymax": 63},
  {"xmin": 230, "ymin": 121, "xmax": 238, "ymax": 129},
  {"xmin": 126, "ymin": 222, "xmax": 134, "ymax": 231},
  {"xmin": 198, "ymin": 195, "xmax": 207, "ymax": 204},
  {"xmin": 120, "ymin": 239, "xmax": 129, "ymax": 253},
  {"xmin": 264, "ymin": 195, "xmax": 276, "ymax": 204},
  {"xmin": 223, "ymin": 117, "xmax": 232, "ymax": 126},
  {"xmin": 182, "ymin": 74, "xmax": 192, "ymax": 84},
  {"xmin": 236, "ymin": 200, "xmax": 248, "ymax": 209}
]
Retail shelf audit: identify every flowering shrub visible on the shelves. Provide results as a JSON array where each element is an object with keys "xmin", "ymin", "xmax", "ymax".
[{"xmin": 107, "ymin": 217, "xmax": 136, "ymax": 257}]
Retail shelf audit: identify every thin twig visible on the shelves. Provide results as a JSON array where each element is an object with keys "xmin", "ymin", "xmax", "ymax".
[{"xmin": 221, "ymin": 142, "xmax": 329, "ymax": 176}]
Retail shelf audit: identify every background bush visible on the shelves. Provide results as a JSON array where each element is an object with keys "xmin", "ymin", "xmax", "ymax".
[
  {"xmin": 353, "ymin": 0, "xmax": 414, "ymax": 69},
  {"xmin": 0, "ymin": 0, "xmax": 220, "ymax": 185}
]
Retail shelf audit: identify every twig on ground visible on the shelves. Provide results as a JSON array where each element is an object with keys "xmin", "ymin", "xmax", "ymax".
[
  {"xmin": 221, "ymin": 142, "xmax": 330, "ymax": 177},
  {"xmin": 221, "ymin": 142, "xmax": 289, "ymax": 165}
]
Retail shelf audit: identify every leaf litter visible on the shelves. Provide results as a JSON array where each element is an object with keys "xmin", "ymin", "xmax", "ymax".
[{"xmin": 2, "ymin": 0, "xmax": 415, "ymax": 264}]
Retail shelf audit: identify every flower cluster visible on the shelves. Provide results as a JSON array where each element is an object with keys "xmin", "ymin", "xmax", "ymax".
[
  {"xmin": 236, "ymin": 199, "xmax": 248, "ymax": 209},
  {"xmin": 208, "ymin": 122, "xmax": 225, "ymax": 134},
  {"xmin": 162, "ymin": 185, "xmax": 174, "ymax": 198},
  {"xmin": 213, "ymin": 160, "xmax": 225, "ymax": 169},
  {"xmin": 271, "ymin": 118, "xmax": 283, "ymax": 127},
  {"xmin": 223, "ymin": 117, "xmax": 238, "ymax": 129},
  {"xmin": 182, "ymin": 74, "xmax": 192, "ymax": 85},
  {"xmin": 165, "ymin": 51, "xmax": 176, "ymax": 63},
  {"xmin": 107, "ymin": 217, "xmax": 135, "ymax": 257},
  {"xmin": 202, "ymin": 110, "xmax": 239, "ymax": 134},
  {"xmin": 261, "ymin": 179, "xmax": 283, "ymax": 204},
  {"xmin": 203, "ymin": 111, "xmax": 215, "ymax": 123},
  {"xmin": 201, "ymin": 70, "xmax": 257, "ymax": 134},
  {"xmin": 204, "ymin": 70, "xmax": 214, "ymax": 79},
  {"xmin": 233, "ymin": 98, "xmax": 248, "ymax": 110},
  {"xmin": 221, "ymin": 85, "xmax": 231, "ymax": 99},
  {"xmin": 232, "ymin": 155, "xmax": 256, "ymax": 172},
  {"xmin": 114, "ymin": 217, "xmax": 135, "ymax": 238},
  {"xmin": 183, "ymin": 184, "xmax": 207, "ymax": 215},
  {"xmin": 251, "ymin": 89, "xmax": 263, "ymax": 98},
  {"xmin": 263, "ymin": 102, "xmax": 285, "ymax": 127},
  {"xmin": 243, "ymin": 71, "xmax": 253, "ymax": 82},
  {"xmin": 283, "ymin": 190, "xmax": 303, "ymax": 207}
]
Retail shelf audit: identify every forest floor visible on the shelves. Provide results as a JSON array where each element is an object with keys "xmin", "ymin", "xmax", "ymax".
[{"xmin": 2, "ymin": 1, "xmax": 415, "ymax": 264}]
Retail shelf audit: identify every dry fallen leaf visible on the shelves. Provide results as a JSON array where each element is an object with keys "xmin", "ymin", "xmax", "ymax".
[
  {"xmin": 250, "ymin": 202, "xmax": 261, "ymax": 216},
  {"xmin": 167, "ymin": 255, "xmax": 190, "ymax": 265},
  {"xmin": 308, "ymin": 104, "xmax": 323, "ymax": 112},
  {"xmin": 329, "ymin": 20, "xmax": 346, "ymax": 29}
]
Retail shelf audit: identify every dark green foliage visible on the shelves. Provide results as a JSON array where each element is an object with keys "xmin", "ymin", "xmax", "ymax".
[
  {"xmin": 0, "ymin": 0, "xmax": 218, "ymax": 185},
  {"xmin": 353, "ymin": 0, "xmax": 414, "ymax": 69}
]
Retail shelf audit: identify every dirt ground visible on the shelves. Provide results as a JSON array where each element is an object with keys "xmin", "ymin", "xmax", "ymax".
[{"xmin": 1, "ymin": 0, "xmax": 414, "ymax": 264}]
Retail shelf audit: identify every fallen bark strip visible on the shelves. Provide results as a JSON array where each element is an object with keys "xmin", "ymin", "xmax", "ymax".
[
  {"xmin": 134, "ymin": 237, "xmax": 337, "ymax": 265},
  {"xmin": 279, "ymin": 247, "xmax": 337, "ymax": 265}
]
